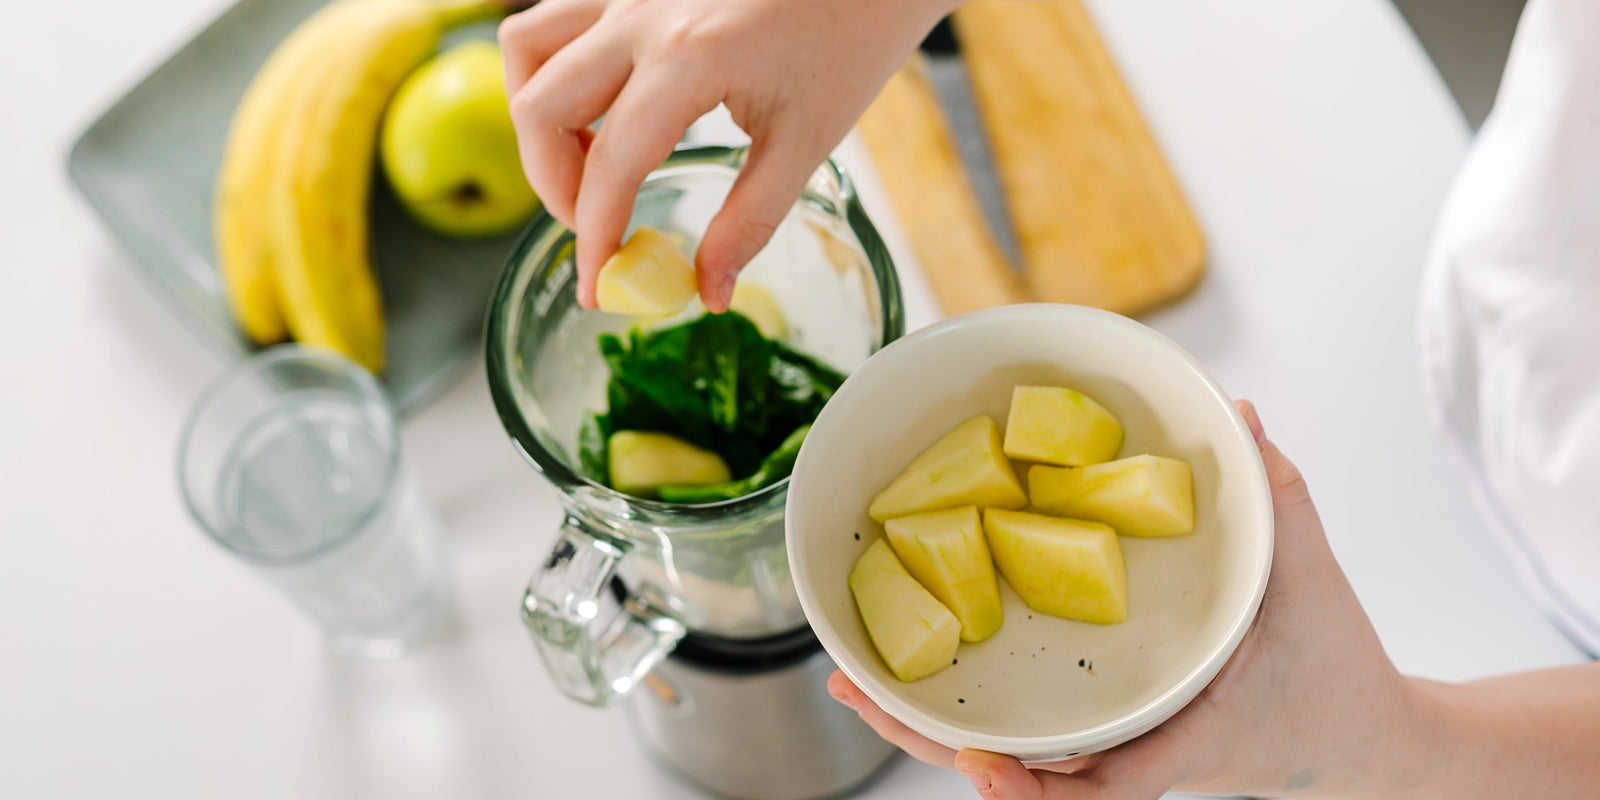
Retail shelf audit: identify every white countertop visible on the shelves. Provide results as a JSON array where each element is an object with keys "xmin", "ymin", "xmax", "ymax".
[{"xmin": 2, "ymin": 0, "xmax": 1586, "ymax": 797}]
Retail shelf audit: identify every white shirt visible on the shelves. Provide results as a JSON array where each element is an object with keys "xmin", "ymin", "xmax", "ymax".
[{"xmin": 1420, "ymin": 0, "xmax": 1600, "ymax": 654}]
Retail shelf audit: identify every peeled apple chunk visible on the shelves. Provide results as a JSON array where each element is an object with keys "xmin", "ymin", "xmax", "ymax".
[
  {"xmin": 596, "ymin": 227, "xmax": 698, "ymax": 315},
  {"xmin": 849, "ymin": 539, "xmax": 962, "ymax": 682},
  {"xmin": 1029, "ymin": 454, "xmax": 1195, "ymax": 537},
  {"xmin": 868, "ymin": 415, "xmax": 1027, "ymax": 522},
  {"xmin": 728, "ymin": 283, "xmax": 788, "ymax": 340},
  {"xmin": 885, "ymin": 506, "xmax": 1003, "ymax": 642},
  {"xmin": 982, "ymin": 509, "xmax": 1128, "ymax": 625},
  {"xmin": 1002, "ymin": 385, "xmax": 1124, "ymax": 466},
  {"xmin": 607, "ymin": 431, "xmax": 730, "ymax": 498}
]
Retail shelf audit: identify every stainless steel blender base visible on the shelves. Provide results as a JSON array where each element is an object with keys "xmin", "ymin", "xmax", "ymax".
[{"xmin": 626, "ymin": 645, "xmax": 900, "ymax": 800}]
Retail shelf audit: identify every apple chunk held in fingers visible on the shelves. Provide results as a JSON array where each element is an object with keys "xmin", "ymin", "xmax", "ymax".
[
  {"xmin": 885, "ymin": 506, "xmax": 1004, "ymax": 642},
  {"xmin": 868, "ymin": 415, "xmax": 1028, "ymax": 522},
  {"xmin": 982, "ymin": 509, "xmax": 1128, "ymax": 625},
  {"xmin": 849, "ymin": 539, "xmax": 962, "ymax": 682},
  {"xmin": 1029, "ymin": 454, "xmax": 1195, "ymax": 537},
  {"xmin": 594, "ymin": 227, "xmax": 699, "ymax": 316}
]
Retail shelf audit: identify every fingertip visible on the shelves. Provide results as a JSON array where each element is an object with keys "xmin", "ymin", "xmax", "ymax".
[
  {"xmin": 573, "ymin": 194, "xmax": 624, "ymax": 310},
  {"xmin": 696, "ymin": 138, "xmax": 813, "ymax": 313},
  {"xmin": 1261, "ymin": 438, "xmax": 1312, "ymax": 507},
  {"xmin": 700, "ymin": 264, "xmax": 740, "ymax": 313},
  {"xmin": 1236, "ymin": 399, "xmax": 1265, "ymax": 445},
  {"xmin": 688, "ymin": 243, "xmax": 725, "ymax": 313},
  {"xmin": 574, "ymin": 265, "xmax": 598, "ymax": 309},
  {"xmin": 1233, "ymin": 399, "xmax": 1313, "ymax": 507},
  {"xmin": 952, "ymin": 749, "xmax": 993, "ymax": 775},
  {"xmin": 699, "ymin": 213, "xmax": 775, "ymax": 282},
  {"xmin": 574, "ymin": 245, "xmax": 619, "ymax": 312},
  {"xmin": 826, "ymin": 670, "xmax": 861, "ymax": 709},
  {"xmin": 955, "ymin": 750, "xmax": 1026, "ymax": 777},
  {"xmin": 957, "ymin": 751, "xmax": 1047, "ymax": 800}
]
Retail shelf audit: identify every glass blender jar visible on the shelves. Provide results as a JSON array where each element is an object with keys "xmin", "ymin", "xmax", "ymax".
[{"xmin": 486, "ymin": 146, "xmax": 904, "ymax": 800}]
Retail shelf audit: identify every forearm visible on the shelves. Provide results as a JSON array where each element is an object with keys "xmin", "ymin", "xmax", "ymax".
[{"xmin": 1406, "ymin": 663, "xmax": 1600, "ymax": 799}]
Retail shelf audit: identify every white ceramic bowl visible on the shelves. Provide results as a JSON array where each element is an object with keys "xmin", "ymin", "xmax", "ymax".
[{"xmin": 786, "ymin": 304, "xmax": 1274, "ymax": 762}]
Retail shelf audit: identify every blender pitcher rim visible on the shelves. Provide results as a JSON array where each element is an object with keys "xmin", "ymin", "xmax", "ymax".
[{"xmin": 483, "ymin": 144, "xmax": 906, "ymax": 518}]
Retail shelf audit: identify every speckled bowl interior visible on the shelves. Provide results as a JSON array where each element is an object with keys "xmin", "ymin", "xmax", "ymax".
[{"xmin": 786, "ymin": 304, "xmax": 1273, "ymax": 762}]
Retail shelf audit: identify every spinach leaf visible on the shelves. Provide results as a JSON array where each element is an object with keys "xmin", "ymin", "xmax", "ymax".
[
  {"xmin": 772, "ymin": 342, "xmax": 848, "ymax": 398},
  {"xmin": 675, "ymin": 312, "xmax": 770, "ymax": 434},
  {"xmin": 602, "ymin": 332, "xmax": 710, "ymax": 425},
  {"xmin": 587, "ymin": 310, "xmax": 846, "ymax": 500},
  {"xmin": 577, "ymin": 412, "xmax": 612, "ymax": 484}
]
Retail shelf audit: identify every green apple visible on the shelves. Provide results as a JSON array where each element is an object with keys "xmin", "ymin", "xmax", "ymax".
[
  {"xmin": 849, "ymin": 539, "xmax": 961, "ymax": 682},
  {"xmin": 868, "ymin": 415, "xmax": 1027, "ymax": 522},
  {"xmin": 983, "ymin": 508, "xmax": 1128, "ymax": 625},
  {"xmin": 1003, "ymin": 385, "xmax": 1124, "ymax": 466},
  {"xmin": 885, "ymin": 506, "xmax": 1003, "ymax": 642},
  {"xmin": 1029, "ymin": 454, "xmax": 1195, "ymax": 537},
  {"xmin": 381, "ymin": 41, "xmax": 539, "ymax": 238},
  {"xmin": 607, "ymin": 431, "xmax": 730, "ymax": 498}
]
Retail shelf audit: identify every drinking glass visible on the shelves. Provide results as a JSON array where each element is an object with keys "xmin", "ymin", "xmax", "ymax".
[{"xmin": 178, "ymin": 346, "xmax": 450, "ymax": 656}]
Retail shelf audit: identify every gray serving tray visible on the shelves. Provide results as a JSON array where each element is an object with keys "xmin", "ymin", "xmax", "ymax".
[{"xmin": 68, "ymin": 0, "xmax": 514, "ymax": 412}]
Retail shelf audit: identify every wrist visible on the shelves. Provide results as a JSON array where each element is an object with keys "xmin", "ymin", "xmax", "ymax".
[
  {"xmin": 1293, "ymin": 673, "xmax": 1446, "ymax": 800},
  {"xmin": 1376, "ymin": 677, "xmax": 1458, "ymax": 799}
]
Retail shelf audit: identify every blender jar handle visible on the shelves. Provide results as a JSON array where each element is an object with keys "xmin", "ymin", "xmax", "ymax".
[{"xmin": 521, "ymin": 515, "xmax": 686, "ymax": 707}]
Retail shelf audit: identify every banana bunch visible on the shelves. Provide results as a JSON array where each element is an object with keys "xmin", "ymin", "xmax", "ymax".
[{"xmin": 214, "ymin": 0, "xmax": 498, "ymax": 372}]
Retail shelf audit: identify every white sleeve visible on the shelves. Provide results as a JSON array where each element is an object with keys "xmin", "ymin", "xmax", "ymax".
[{"xmin": 1419, "ymin": 0, "xmax": 1600, "ymax": 654}]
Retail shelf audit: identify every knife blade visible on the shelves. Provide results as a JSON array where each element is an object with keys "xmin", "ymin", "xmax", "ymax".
[{"xmin": 918, "ymin": 17, "xmax": 1024, "ymax": 270}]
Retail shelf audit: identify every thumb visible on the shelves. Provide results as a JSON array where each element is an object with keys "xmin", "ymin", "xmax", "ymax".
[
  {"xmin": 1235, "ymin": 399, "xmax": 1338, "ymax": 590},
  {"xmin": 696, "ymin": 133, "xmax": 820, "ymax": 312},
  {"xmin": 1236, "ymin": 399, "xmax": 1315, "ymax": 516}
]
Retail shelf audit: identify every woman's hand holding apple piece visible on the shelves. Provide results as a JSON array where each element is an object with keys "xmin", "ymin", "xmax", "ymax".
[
  {"xmin": 498, "ymin": 0, "xmax": 958, "ymax": 311},
  {"xmin": 829, "ymin": 399, "xmax": 1600, "ymax": 800}
]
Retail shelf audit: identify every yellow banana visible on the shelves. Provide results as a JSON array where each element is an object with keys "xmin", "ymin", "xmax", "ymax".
[
  {"xmin": 222, "ymin": 0, "xmax": 498, "ymax": 367},
  {"xmin": 214, "ymin": 0, "xmax": 372, "ymax": 344},
  {"xmin": 269, "ymin": 0, "xmax": 496, "ymax": 373}
]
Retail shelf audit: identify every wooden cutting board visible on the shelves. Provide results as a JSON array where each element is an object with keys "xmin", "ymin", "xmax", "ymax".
[
  {"xmin": 857, "ymin": 0, "xmax": 1205, "ymax": 317},
  {"xmin": 854, "ymin": 55, "xmax": 1026, "ymax": 315}
]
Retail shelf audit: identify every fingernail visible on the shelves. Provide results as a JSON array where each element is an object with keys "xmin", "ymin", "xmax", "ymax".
[
  {"xmin": 828, "ymin": 688, "xmax": 858, "ymax": 711},
  {"xmin": 1241, "ymin": 401, "xmax": 1265, "ymax": 444},
  {"xmin": 962, "ymin": 770, "xmax": 992, "ymax": 795},
  {"xmin": 716, "ymin": 270, "xmax": 740, "ymax": 311},
  {"xmin": 575, "ymin": 275, "xmax": 596, "ymax": 309}
]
